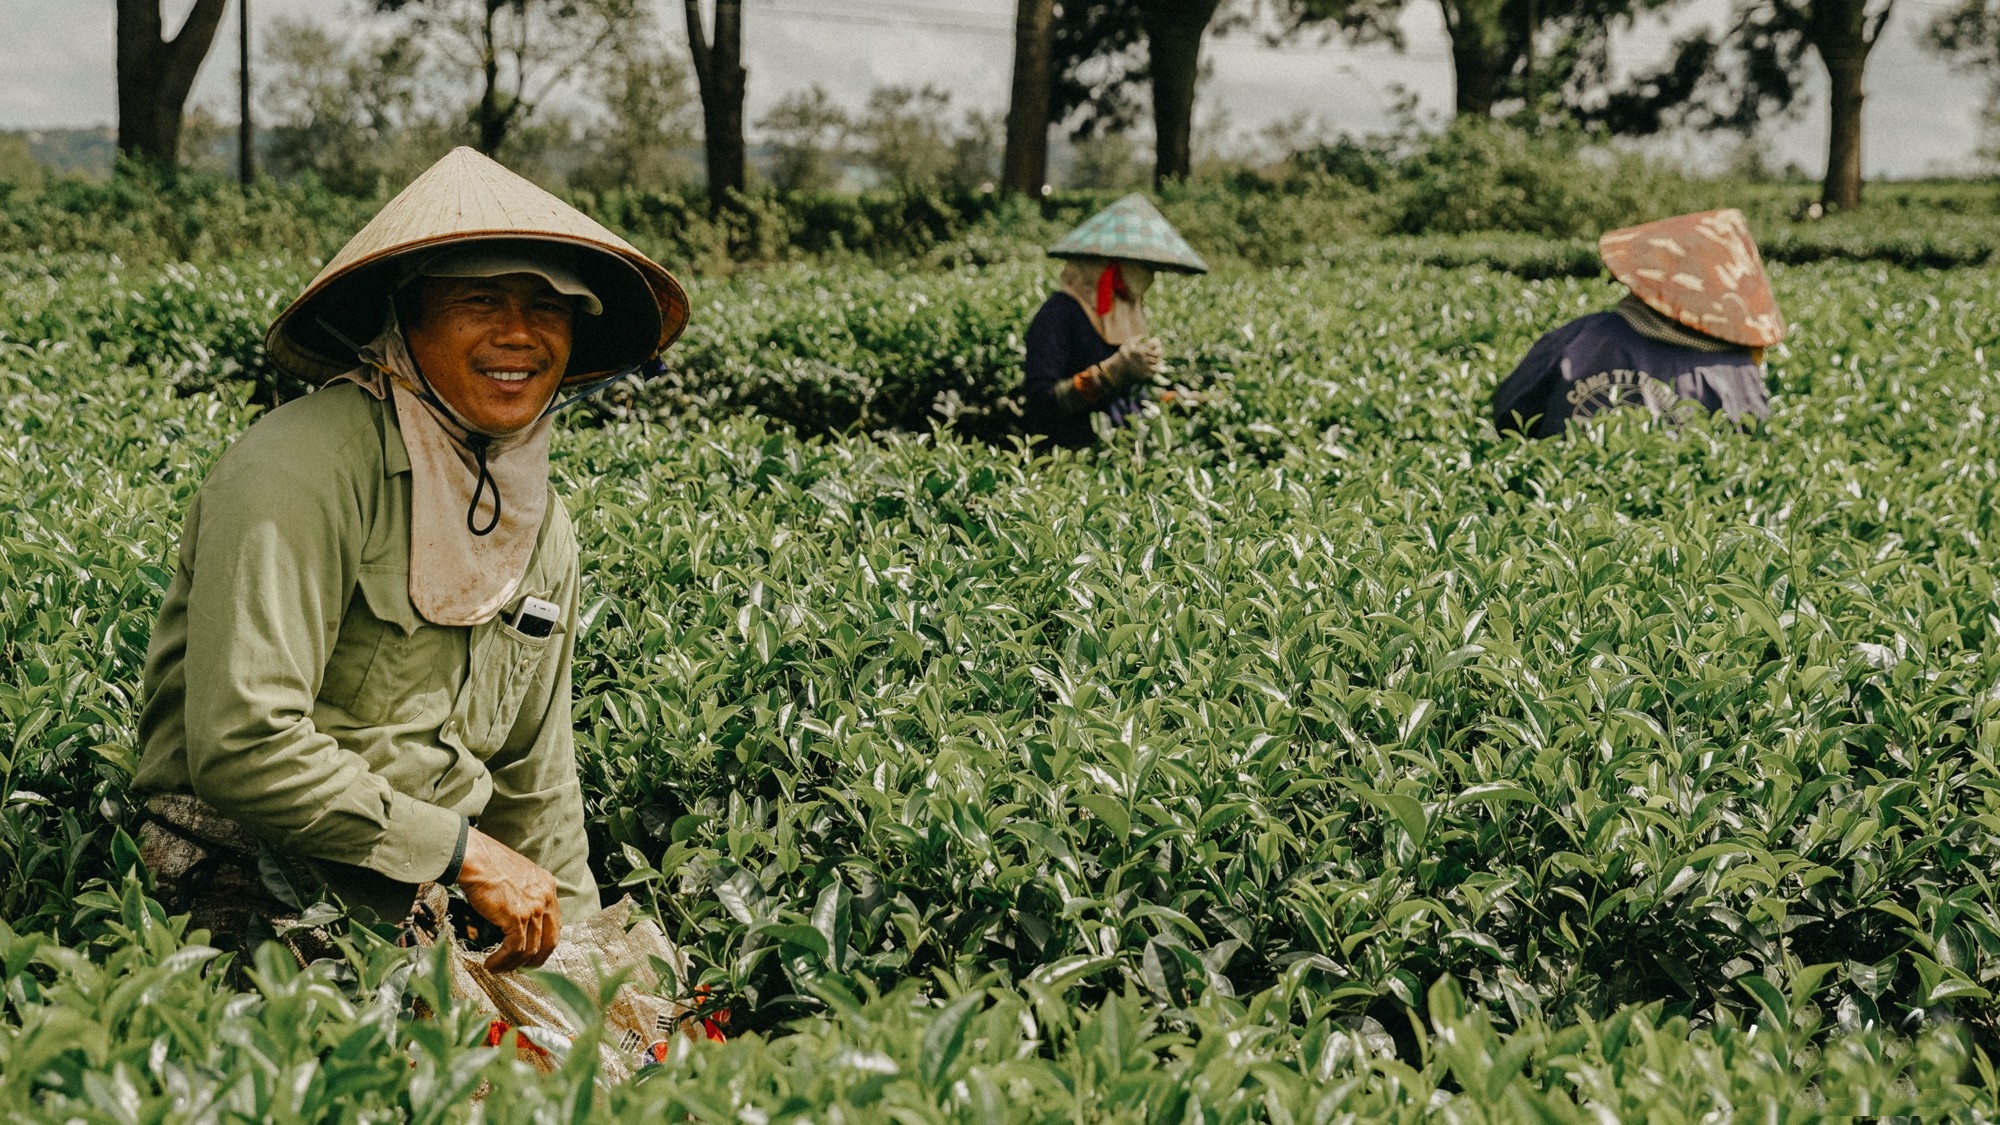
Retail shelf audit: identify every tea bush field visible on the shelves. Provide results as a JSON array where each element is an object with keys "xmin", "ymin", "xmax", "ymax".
[{"xmin": 7, "ymin": 243, "xmax": 2000, "ymax": 1119}]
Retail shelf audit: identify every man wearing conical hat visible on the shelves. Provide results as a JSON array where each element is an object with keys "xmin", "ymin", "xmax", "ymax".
[
  {"xmin": 1493, "ymin": 209, "xmax": 1784, "ymax": 439},
  {"xmin": 132, "ymin": 148, "xmax": 688, "ymax": 971},
  {"xmin": 1017, "ymin": 194, "xmax": 1208, "ymax": 449}
]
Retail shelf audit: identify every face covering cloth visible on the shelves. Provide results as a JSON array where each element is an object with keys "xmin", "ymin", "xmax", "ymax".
[
  {"xmin": 336, "ymin": 308, "xmax": 554, "ymax": 627},
  {"xmin": 1059, "ymin": 257, "xmax": 1153, "ymax": 346}
]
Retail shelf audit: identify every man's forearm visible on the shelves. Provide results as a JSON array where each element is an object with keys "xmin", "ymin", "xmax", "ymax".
[{"xmin": 457, "ymin": 827, "xmax": 563, "ymax": 970}]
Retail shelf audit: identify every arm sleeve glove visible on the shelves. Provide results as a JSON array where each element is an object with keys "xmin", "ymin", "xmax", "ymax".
[
  {"xmin": 1052, "ymin": 362, "xmax": 1113, "ymax": 414},
  {"xmin": 1052, "ymin": 339, "xmax": 1164, "ymax": 414}
]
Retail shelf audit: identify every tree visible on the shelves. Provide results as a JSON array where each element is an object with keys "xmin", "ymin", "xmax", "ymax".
[
  {"xmin": 947, "ymin": 109, "xmax": 1007, "ymax": 190},
  {"xmin": 1048, "ymin": 0, "xmax": 1235, "ymax": 186},
  {"xmin": 1139, "ymin": 0, "xmax": 1227, "ymax": 182},
  {"xmin": 374, "ymin": 0, "xmax": 638, "ymax": 157},
  {"xmin": 1065, "ymin": 129, "xmax": 1149, "ymax": 188},
  {"xmin": 686, "ymin": 0, "xmax": 747, "ymax": 207},
  {"xmin": 859, "ymin": 85, "xmax": 957, "ymax": 188},
  {"xmin": 0, "ymin": 134, "xmax": 46, "ymax": 195},
  {"xmin": 260, "ymin": 16, "xmax": 442, "ymax": 195},
  {"xmin": 116, "ymin": 0, "xmax": 232, "ymax": 166},
  {"xmin": 1596, "ymin": 0, "xmax": 1894, "ymax": 210},
  {"xmin": 238, "ymin": 0, "xmax": 254, "ymax": 184},
  {"xmin": 1442, "ymin": 0, "xmax": 1512, "ymax": 114},
  {"xmin": 1049, "ymin": 1, "xmax": 1150, "ymax": 138},
  {"xmin": 570, "ymin": 17, "xmax": 701, "ymax": 191},
  {"xmin": 1770, "ymin": 0, "xmax": 1897, "ymax": 210},
  {"xmin": 1002, "ymin": 0, "xmax": 1056, "ymax": 194},
  {"xmin": 178, "ymin": 104, "xmax": 237, "ymax": 175},
  {"xmin": 1925, "ymin": 1, "xmax": 2000, "ymax": 170},
  {"xmin": 756, "ymin": 85, "xmax": 849, "ymax": 193},
  {"xmin": 1277, "ymin": 0, "xmax": 1687, "ymax": 119}
]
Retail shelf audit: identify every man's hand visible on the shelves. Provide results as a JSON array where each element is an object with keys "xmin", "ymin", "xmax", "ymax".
[
  {"xmin": 1100, "ymin": 337, "xmax": 1165, "ymax": 389},
  {"xmin": 456, "ymin": 828, "xmax": 562, "ymax": 971}
]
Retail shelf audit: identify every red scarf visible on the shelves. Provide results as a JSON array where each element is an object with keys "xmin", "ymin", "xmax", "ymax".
[{"xmin": 1095, "ymin": 260, "xmax": 1130, "ymax": 317}]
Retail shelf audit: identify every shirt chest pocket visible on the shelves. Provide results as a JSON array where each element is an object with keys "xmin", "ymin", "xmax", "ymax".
[
  {"xmin": 448, "ymin": 607, "xmax": 561, "ymax": 756},
  {"xmin": 319, "ymin": 566, "xmax": 458, "ymax": 725}
]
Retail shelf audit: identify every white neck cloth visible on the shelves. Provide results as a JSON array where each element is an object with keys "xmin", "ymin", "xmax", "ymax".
[{"xmin": 336, "ymin": 311, "xmax": 554, "ymax": 626}]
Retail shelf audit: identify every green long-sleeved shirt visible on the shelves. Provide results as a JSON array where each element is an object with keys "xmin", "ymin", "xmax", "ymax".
[{"xmin": 135, "ymin": 382, "xmax": 598, "ymax": 924}]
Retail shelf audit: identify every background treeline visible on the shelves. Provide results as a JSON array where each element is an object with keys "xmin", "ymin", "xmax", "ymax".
[
  {"xmin": 76, "ymin": 0, "xmax": 2000, "ymax": 231},
  {"xmin": 17, "ymin": 117, "xmax": 2000, "ymax": 277}
]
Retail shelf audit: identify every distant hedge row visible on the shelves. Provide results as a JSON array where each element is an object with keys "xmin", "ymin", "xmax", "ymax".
[{"xmin": 5, "ymin": 121, "xmax": 1999, "ymax": 274}]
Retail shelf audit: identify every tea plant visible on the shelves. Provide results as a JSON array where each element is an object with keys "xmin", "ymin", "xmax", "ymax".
[{"xmin": 7, "ymin": 240, "xmax": 2000, "ymax": 1118}]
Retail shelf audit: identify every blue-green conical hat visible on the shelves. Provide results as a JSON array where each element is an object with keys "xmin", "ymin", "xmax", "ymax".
[{"xmin": 1048, "ymin": 193, "xmax": 1208, "ymax": 274}]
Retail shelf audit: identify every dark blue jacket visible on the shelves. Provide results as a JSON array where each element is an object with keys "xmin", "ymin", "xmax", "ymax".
[
  {"xmin": 1493, "ymin": 312, "xmax": 1770, "ymax": 439},
  {"xmin": 1017, "ymin": 293, "xmax": 1141, "ymax": 449}
]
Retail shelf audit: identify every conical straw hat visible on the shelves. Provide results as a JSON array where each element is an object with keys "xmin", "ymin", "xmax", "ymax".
[
  {"xmin": 1048, "ymin": 193, "xmax": 1208, "ymax": 274},
  {"xmin": 1598, "ymin": 208, "xmax": 1784, "ymax": 348},
  {"xmin": 267, "ymin": 147, "xmax": 690, "ymax": 386}
]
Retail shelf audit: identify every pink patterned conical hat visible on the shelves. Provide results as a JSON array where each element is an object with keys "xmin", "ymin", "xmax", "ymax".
[{"xmin": 1599, "ymin": 208, "xmax": 1785, "ymax": 348}]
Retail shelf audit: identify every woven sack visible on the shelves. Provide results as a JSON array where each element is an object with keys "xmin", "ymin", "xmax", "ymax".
[{"xmin": 410, "ymin": 891, "xmax": 709, "ymax": 1081}]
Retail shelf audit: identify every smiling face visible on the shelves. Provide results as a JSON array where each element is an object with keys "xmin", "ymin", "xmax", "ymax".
[{"xmin": 406, "ymin": 273, "xmax": 576, "ymax": 435}]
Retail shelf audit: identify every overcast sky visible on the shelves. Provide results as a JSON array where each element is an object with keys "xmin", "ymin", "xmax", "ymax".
[{"xmin": 1, "ymin": 0, "xmax": 1988, "ymax": 178}]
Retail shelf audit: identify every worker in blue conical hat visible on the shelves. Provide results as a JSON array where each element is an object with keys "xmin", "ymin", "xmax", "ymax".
[
  {"xmin": 1017, "ymin": 194, "xmax": 1208, "ymax": 449},
  {"xmin": 1494, "ymin": 208, "xmax": 1785, "ymax": 439}
]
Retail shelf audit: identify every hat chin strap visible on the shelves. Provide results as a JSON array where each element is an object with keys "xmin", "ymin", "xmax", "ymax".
[
  {"xmin": 318, "ymin": 313, "xmax": 462, "ymax": 423},
  {"xmin": 537, "ymin": 356, "xmax": 668, "ymax": 419}
]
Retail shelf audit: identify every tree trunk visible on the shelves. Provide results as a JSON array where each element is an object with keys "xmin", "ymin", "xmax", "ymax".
[
  {"xmin": 1439, "ymin": 0, "xmax": 1508, "ymax": 116},
  {"xmin": 1137, "ymin": 0, "xmax": 1222, "ymax": 186},
  {"xmin": 686, "ymin": 0, "xmax": 747, "ymax": 207},
  {"xmin": 238, "ymin": 0, "xmax": 254, "ymax": 184},
  {"xmin": 1819, "ymin": 46, "xmax": 1865, "ymax": 210},
  {"xmin": 477, "ymin": 1, "xmax": 505, "ymax": 154},
  {"xmin": 1522, "ymin": 0, "xmax": 1536, "ymax": 112},
  {"xmin": 115, "ymin": 0, "xmax": 232, "ymax": 167},
  {"xmin": 1002, "ymin": 0, "xmax": 1055, "ymax": 195},
  {"xmin": 1450, "ymin": 41, "xmax": 1501, "ymax": 115},
  {"xmin": 1808, "ymin": 0, "xmax": 1887, "ymax": 211}
]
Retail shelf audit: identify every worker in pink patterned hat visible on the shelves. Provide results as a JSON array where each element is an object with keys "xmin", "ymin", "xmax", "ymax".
[{"xmin": 1493, "ymin": 208, "xmax": 1786, "ymax": 439}]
